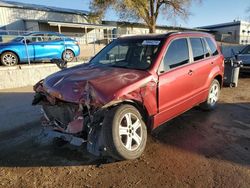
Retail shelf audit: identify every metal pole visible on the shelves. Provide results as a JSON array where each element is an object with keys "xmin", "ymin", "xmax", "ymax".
[
  {"xmin": 63, "ymin": 35, "xmax": 66, "ymax": 61},
  {"xmin": 24, "ymin": 36, "xmax": 31, "ymax": 65},
  {"xmin": 93, "ymin": 30, "xmax": 96, "ymax": 55},
  {"xmin": 58, "ymin": 25, "xmax": 61, "ymax": 34},
  {"xmin": 85, "ymin": 27, "xmax": 88, "ymax": 44}
]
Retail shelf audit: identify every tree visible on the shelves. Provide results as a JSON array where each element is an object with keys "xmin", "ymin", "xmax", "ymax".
[{"xmin": 90, "ymin": 0, "xmax": 197, "ymax": 33}]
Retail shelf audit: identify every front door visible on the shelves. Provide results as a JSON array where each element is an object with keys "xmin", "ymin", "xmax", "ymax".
[{"xmin": 155, "ymin": 38, "xmax": 195, "ymax": 127}]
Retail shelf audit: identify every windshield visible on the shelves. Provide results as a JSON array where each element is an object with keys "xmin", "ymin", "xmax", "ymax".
[
  {"xmin": 11, "ymin": 33, "xmax": 31, "ymax": 42},
  {"xmin": 90, "ymin": 38, "xmax": 164, "ymax": 70}
]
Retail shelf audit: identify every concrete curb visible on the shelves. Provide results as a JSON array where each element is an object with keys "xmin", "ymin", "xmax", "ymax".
[{"xmin": 0, "ymin": 62, "xmax": 84, "ymax": 90}]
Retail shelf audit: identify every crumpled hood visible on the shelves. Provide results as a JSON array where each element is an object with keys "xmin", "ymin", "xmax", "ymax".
[{"xmin": 43, "ymin": 64, "xmax": 153, "ymax": 105}]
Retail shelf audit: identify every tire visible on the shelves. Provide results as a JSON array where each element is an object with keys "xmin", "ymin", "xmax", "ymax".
[
  {"xmin": 102, "ymin": 104, "xmax": 147, "ymax": 160},
  {"xmin": 200, "ymin": 79, "xmax": 220, "ymax": 111},
  {"xmin": 62, "ymin": 49, "xmax": 75, "ymax": 62},
  {"xmin": 1, "ymin": 51, "xmax": 18, "ymax": 66}
]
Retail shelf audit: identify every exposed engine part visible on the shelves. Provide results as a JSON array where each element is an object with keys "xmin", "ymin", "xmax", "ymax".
[{"xmin": 42, "ymin": 104, "xmax": 77, "ymax": 129}]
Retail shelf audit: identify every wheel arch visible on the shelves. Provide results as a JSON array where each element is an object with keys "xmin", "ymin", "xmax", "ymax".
[
  {"xmin": 1, "ymin": 50, "xmax": 20, "ymax": 63},
  {"xmin": 1, "ymin": 50, "xmax": 20, "ymax": 61},
  {"xmin": 105, "ymin": 99, "xmax": 151, "ymax": 130},
  {"xmin": 214, "ymin": 74, "xmax": 223, "ymax": 88},
  {"xmin": 62, "ymin": 48, "xmax": 75, "ymax": 57}
]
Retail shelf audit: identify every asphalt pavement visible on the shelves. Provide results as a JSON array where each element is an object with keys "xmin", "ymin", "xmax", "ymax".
[{"xmin": 0, "ymin": 86, "xmax": 40, "ymax": 132}]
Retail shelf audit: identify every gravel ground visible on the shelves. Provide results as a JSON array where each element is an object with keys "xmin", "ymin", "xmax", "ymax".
[{"xmin": 0, "ymin": 76, "xmax": 249, "ymax": 188}]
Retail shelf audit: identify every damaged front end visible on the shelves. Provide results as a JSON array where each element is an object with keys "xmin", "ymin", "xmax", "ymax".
[
  {"xmin": 32, "ymin": 64, "xmax": 158, "ymax": 158},
  {"xmin": 33, "ymin": 79, "xmax": 108, "ymax": 156}
]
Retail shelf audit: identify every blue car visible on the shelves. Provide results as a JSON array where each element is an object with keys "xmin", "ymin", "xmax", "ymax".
[{"xmin": 0, "ymin": 32, "xmax": 80, "ymax": 66}]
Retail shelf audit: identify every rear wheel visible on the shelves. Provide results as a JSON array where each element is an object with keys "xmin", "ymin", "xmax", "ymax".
[
  {"xmin": 62, "ymin": 49, "xmax": 75, "ymax": 62},
  {"xmin": 200, "ymin": 79, "xmax": 220, "ymax": 110},
  {"xmin": 102, "ymin": 104, "xmax": 147, "ymax": 160},
  {"xmin": 1, "ymin": 51, "xmax": 18, "ymax": 66}
]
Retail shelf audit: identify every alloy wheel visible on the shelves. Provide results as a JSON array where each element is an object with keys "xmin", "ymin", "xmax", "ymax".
[
  {"xmin": 63, "ymin": 50, "xmax": 74, "ymax": 62},
  {"xmin": 2, "ymin": 53, "xmax": 17, "ymax": 66},
  {"xmin": 119, "ymin": 112, "xmax": 142, "ymax": 151},
  {"xmin": 208, "ymin": 83, "xmax": 219, "ymax": 105}
]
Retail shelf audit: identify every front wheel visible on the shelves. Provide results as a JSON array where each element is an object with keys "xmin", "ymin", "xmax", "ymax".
[
  {"xmin": 62, "ymin": 49, "xmax": 75, "ymax": 62},
  {"xmin": 200, "ymin": 79, "xmax": 220, "ymax": 110},
  {"xmin": 1, "ymin": 51, "xmax": 18, "ymax": 66},
  {"xmin": 102, "ymin": 104, "xmax": 147, "ymax": 160}
]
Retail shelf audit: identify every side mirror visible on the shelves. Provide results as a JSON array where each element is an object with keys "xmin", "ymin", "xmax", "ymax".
[{"xmin": 22, "ymin": 39, "xmax": 31, "ymax": 44}]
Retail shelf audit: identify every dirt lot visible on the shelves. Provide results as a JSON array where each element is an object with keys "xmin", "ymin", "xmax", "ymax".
[{"xmin": 0, "ymin": 76, "xmax": 249, "ymax": 188}]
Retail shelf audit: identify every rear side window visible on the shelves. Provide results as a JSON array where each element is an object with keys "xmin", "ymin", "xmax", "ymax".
[
  {"xmin": 190, "ymin": 38, "xmax": 204, "ymax": 61},
  {"xmin": 163, "ymin": 38, "xmax": 189, "ymax": 70},
  {"xmin": 202, "ymin": 38, "xmax": 210, "ymax": 57},
  {"xmin": 205, "ymin": 37, "xmax": 219, "ymax": 56}
]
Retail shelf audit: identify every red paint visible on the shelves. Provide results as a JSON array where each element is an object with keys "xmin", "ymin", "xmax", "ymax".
[{"xmin": 35, "ymin": 32, "xmax": 224, "ymax": 130}]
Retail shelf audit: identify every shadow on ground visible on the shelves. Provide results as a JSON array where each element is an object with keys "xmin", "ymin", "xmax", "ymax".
[
  {"xmin": 0, "ymin": 77, "xmax": 249, "ymax": 167},
  {"xmin": 153, "ymin": 103, "xmax": 250, "ymax": 166},
  {"xmin": 0, "ymin": 102, "xmax": 249, "ymax": 167}
]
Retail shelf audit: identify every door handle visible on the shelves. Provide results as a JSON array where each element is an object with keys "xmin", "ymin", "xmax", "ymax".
[{"xmin": 188, "ymin": 70, "xmax": 193, "ymax": 75}]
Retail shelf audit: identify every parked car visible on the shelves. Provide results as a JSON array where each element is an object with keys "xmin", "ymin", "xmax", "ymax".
[
  {"xmin": 33, "ymin": 32, "xmax": 224, "ymax": 160},
  {"xmin": 0, "ymin": 32, "xmax": 80, "ymax": 66},
  {"xmin": 235, "ymin": 45, "xmax": 250, "ymax": 72}
]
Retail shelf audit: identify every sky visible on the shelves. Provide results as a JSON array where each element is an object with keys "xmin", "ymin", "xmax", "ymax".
[{"xmin": 4, "ymin": 0, "xmax": 250, "ymax": 28}]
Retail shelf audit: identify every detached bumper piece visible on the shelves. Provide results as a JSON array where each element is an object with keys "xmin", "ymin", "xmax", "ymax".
[{"xmin": 41, "ymin": 127, "xmax": 87, "ymax": 146}]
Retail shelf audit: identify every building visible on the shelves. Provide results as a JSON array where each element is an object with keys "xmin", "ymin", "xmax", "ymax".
[
  {"xmin": 0, "ymin": 0, "xmax": 117, "ymax": 44},
  {"xmin": 0, "ymin": 0, "xmax": 91, "ymax": 31},
  {"xmin": 0, "ymin": 1, "xmax": 205, "ymax": 39},
  {"xmin": 102, "ymin": 21, "xmax": 205, "ymax": 35},
  {"xmin": 199, "ymin": 20, "xmax": 250, "ymax": 44},
  {"xmin": 0, "ymin": 0, "xmax": 210, "ymax": 57}
]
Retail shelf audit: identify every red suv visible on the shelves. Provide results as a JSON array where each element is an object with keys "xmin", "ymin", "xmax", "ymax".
[{"xmin": 33, "ymin": 32, "xmax": 224, "ymax": 160}]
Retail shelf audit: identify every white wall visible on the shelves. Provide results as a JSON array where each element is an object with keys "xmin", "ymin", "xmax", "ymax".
[{"xmin": 239, "ymin": 22, "xmax": 250, "ymax": 44}]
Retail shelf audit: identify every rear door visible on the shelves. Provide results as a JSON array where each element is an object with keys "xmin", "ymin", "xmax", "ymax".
[
  {"xmin": 157, "ymin": 37, "xmax": 195, "ymax": 125},
  {"xmin": 187, "ymin": 37, "xmax": 213, "ymax": 95}
]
